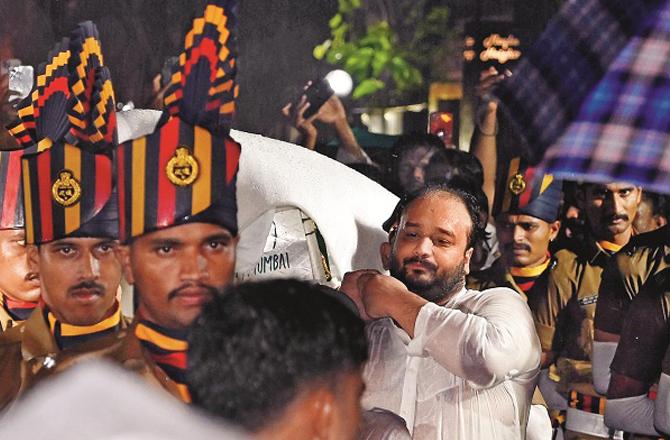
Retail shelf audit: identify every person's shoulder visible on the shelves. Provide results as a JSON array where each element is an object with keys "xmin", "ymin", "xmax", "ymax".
[
  {"xmin": 549, "ymin": 249, "xmax": 582, "ymax": 282},
  {"xmin": 468, "ymin": 286, "xmax": 528, "ymax": 307},
  {"xmin": 553, "ymin": 248, "xmax": 579, "ymax": 265},
  {"xmin": 627, "ymin": 225, "xmax": 670, "ymax": 249},
  {"xmin": 0, "ymin": 322, "xmax": 26, "ymax": 347}
]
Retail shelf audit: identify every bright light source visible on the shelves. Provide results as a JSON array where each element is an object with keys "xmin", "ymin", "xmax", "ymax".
[{"xmin": 325, "ymin": 69, "xmax": 353, "ymax": 97}]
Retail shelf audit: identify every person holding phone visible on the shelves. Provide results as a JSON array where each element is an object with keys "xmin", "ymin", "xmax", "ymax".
[{"xmin": 281, "ymin": 83, "xmax": 374, "ymax": 166}]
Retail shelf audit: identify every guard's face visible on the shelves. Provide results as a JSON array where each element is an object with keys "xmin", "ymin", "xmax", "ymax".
[
  {"xmin": 496, "ymin": 214, "xmax": 560, "ymax": 268},
  {"xmin": 387, "ymin": 193, "xmax": 473, "ymax": 303},
  {"xmin": 0, "ymin": 229, "xmax": 40, "ymax": 303},
  {"xmin": 28, "ymin": 237, "xmax": 121, "ymax": 326},
  {"xmin": 633, "ymin": 196, "xmax": 667, "ymax": 234},
  {"xmin": 119, "ymin": 222, "xmax": 237, "ymax": 330},
  {"xmin": 580, "ymin": 183, "xmax": 641, "ymax": 239}
]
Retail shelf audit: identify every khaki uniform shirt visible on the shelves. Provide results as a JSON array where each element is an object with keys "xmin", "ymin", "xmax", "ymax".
[
  {"xmin": 595, "ymin": 225, "xmax": 670, "ymax": 336},
  {"xmin": 0, "ymin": 307, "xmax": 129, "ymax": 411},
  {"xmin": 467, "ymin": 253, "xmax": 573, "ymax": 353},
  {"xmin": 544, "ymin": 241, "xmax": 613, "ymax": 364},
  {"xmin": 0, "ymin": 306, "xmax": 19, "ymax": 332}
]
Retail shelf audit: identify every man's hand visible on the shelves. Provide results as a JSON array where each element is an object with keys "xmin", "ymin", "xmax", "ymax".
[
  {"xmin": 281, "ymin": 95, "xmax": 318, "ymax": 149},
  {"xmin": 339, "ymin": 270, "xmax": 379, "ymax": 321},
  {"xmin": 341, "ymin": 270, "xmax": 426, "ymax": 338},
  {"xmin": 357, "ymin": 272, "xmax": 410, "ymax": 319},
  {"xmin": 313, "ymin": 94, "xmax": 346, "ymax": 125}
]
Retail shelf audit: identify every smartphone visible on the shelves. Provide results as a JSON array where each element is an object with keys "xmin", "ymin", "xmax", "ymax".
[
  {"xmin": 8, "ymin": 65, "xmax": 34, "ymax": 103},
  {"xmin": 296, "ymin": 78, "xmax": 334, "ymax": 120}
]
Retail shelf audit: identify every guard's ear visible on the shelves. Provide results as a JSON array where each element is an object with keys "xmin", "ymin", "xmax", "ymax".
[
  {"xmin": 114, "ymin": 244, "xmax": 134, "ymax": 285},
  {"xmin": 380, "ymin": 242, "xmax": 391, "ymax": 271},
  {"xmin": 463, "ymin": 247, "xmax": 474, "ymax": 276},
  {"xmin": 310, "ymin": 387, "xmax": 335, "ymax": 440},
  {"xmin": 549, "ymin": 220, "xmax": 561, "ymax": 242}
]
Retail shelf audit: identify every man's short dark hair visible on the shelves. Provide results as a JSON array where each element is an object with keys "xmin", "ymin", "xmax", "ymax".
[
  {"xmin": 384, "ymin": 184, "xmax": 486, "ymax": 250},
  {"xmin": 187, "ymin": 279, "xmax": 368, "ymax": 432}
]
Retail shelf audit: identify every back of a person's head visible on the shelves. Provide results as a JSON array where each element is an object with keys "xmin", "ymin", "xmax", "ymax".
[
  {"xmin": 187, "ymin": 279, "xmax": 368, "ymax": 433},
  {"xmin": 391, "ymin": 132, "xmax": 444, "ymax": 159}
]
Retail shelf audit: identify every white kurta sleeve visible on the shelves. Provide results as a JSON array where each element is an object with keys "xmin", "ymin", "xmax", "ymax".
[
  {"xmin": 655, "ymin": 372, "xmax": 670, "ymax": 434},
  {"xmin": 605, "ymin": 395, "xmax": 660, "ymax": 436},
  {"xmin": 592, "ymin": 341, "xmax": 618, "ymax": 395},
  {"xmin": 407, "ymin": 288, "xmax": 541, "ymax": 389}
]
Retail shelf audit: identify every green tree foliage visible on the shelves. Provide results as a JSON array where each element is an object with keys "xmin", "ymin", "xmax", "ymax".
[{"xmin": 314, "ymin": 0, "xmax": 433, "ymax": 101}]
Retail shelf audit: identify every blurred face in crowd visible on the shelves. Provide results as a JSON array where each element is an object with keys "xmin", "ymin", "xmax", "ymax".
[
  {"xmin": 385, "ymin": 192, "xmax": 474, "ymax": 304},
  {"xmin": 396, "ymin": 146, "xmax": 438, "ymax": 194},
  {"xmin": 496, "ymin": 214, "xmax": 560, "ymax": 268},
  {"xmin": 633, "ymin": 194, "xmax": 667, "ymax": 234},
  {"xmin": 579, "ymin": 183, "xmax": 641, "ymax": 241},
  {"xmin": 118, "ymin": 222, "xmax": 237, "ymax": 330},
  {"xmin": 0, "ymin": 229, "xmax": 40, "ymax": 302},
  {"xmin": 28, "ymin": 237, "xmax": 121, "ymax": 326}
]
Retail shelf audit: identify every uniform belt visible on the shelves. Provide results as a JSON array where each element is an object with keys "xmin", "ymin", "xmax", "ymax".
[{"xmin": 569, "ymin": 390, "xmax": 606, "ymax": 415}]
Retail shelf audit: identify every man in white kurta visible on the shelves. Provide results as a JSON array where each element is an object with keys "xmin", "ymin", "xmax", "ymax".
[{"xmin": 342, "ymin": 185, "xmax": 541, "ymax": 439}]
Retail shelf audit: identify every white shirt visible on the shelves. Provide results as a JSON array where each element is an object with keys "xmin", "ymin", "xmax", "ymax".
[{"xmin": 362, "ymin": 287, "xmax": 541, "ymax": 439}]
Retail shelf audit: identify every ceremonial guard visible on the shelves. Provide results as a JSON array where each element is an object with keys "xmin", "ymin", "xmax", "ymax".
[
  {"xmin": 541, "ymin": 182, "xmax": 641, "ymax": 439},
  {"xmin": 0, "ymin": 149, "xmax": 40, "ymax": 330},
  {"xmin": 0, "ymin": 22, "xmax": 125, "ymax": 410},
  {"xmin": 99, "ymin": 0, "xmax": 240, "ymax": 402}
]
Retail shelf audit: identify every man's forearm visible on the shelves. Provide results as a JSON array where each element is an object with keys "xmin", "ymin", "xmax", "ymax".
[{"xmin": 382, "ymin": 289, "xmax": 427, "ymax": 339}]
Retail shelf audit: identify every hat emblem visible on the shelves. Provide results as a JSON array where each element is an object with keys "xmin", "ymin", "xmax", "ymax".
[
  {"xmin": 166, "ymin": 146, "xmax": 199, "ymax": 186},
  {"xmin": 51, "ymin": 170, "xmax": 82, "ymax": 207},
  {"xmin": 509, "ymin": 173, "xmax": 526, "ymax": 195}
]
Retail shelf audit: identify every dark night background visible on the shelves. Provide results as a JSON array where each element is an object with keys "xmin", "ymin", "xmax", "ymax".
[{"xmin": 0, "ymin": 0, "xmax": 560, "ymax": 138}]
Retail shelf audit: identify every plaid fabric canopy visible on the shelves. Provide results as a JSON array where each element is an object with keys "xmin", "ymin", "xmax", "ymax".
[{"xmin": 496, "ymin": 0, "xmax": 670, "ymax": 191}]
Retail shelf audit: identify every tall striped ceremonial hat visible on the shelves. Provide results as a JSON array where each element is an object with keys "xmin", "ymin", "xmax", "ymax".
[
  {"xmin": 116, "ymin": 0, "xmax": 240, "ymax": 242},
  {"xmin": 11, "ymin": 22, "xmax": 119, "ymax": 244},
  {"xmin": 494, "ymin": 157, "xmax": 563, "ymax": 223}
]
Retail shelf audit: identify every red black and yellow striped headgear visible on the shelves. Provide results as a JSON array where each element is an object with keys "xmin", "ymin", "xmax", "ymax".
[
  {"xmin": 116, "ymin": 0, "xmax": 240, "ymax": 242},
  {"xmin": 0, "ymin": 149, "xmax": 32, "ymax": 230},
  {"xmin": 12, "ymin": 22, "xmax": 119, "ymax": 245},
  {"xmin": 494, "ymin": 157, "xmax": 563, "ymax": 223}
]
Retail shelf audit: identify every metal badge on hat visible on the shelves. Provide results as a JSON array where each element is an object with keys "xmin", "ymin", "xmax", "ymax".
[
  {"xmin": 509, "ymin": 173, "xmax": 526, "ymax": 195},
  {"xmin": 13, "ymin": 21, "xmax": 119, "ymax": 244},
  {"xmin": 166, "ymin": 147, "xmax": 199, "ymax": 186},
  {"xmin": 51, "ymin": 169, "xmax": 82, "ymax": 206}
]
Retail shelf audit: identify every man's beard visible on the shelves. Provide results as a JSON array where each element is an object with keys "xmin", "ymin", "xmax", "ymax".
[{"xmin": 389, "ymin": 253, "xmax": 466, "ymax": 304}]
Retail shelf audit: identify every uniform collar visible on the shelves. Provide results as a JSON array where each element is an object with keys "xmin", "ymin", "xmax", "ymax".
[{"xmin": 116, "ymin": 318, "xmax": 189, "ymax": 402}]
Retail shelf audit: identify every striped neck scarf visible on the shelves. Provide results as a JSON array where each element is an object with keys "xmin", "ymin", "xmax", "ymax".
[
  {"xmin": 3, "ymin": 295, "xmax": 38, "ymax": 322},
  {"xmin": 510, "ymin": 255, "xmax": 551, "ymax": 294},
  {"xmin": 598, "ymin": 240, "xmax": 623, "ymax": 254},
  {"xmin": 46, "ymin": 301, "xmax": 122, "ymax": 351},
  {"xmin": 135, "ymin": 319, "xmax": 191, "ymax": 403}
]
